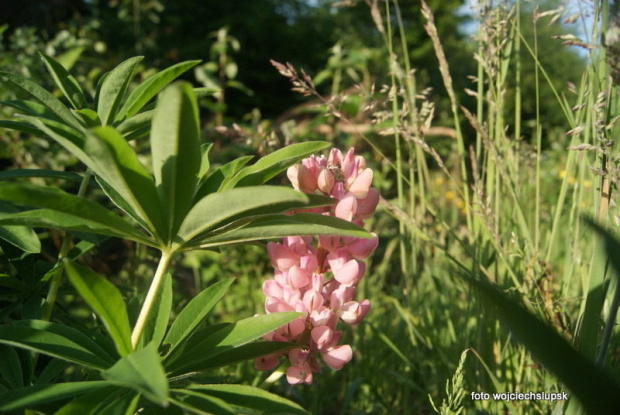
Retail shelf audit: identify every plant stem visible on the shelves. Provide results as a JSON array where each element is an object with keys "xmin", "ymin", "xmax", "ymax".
[
  {"xmin": 41, "ymin": 170, "xmax": 93, "ymax": 322},
  {"xmin": 131, "ymin": 249, "xmax": 172, "ymax": 349}
]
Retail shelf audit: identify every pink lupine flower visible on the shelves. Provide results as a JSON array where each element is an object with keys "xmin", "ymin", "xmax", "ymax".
[{"xmin": 256, "ymin": 147, "xmax": 379, "ymax": 385}]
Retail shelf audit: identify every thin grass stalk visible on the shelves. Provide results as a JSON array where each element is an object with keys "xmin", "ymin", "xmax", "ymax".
[
  {"xmin": 533, "ymin": 13, "xmax": 542, "ymax": 254},
  {"xmin": 384, "ymin": 0, "xmax": 407, "ymax": 275}
]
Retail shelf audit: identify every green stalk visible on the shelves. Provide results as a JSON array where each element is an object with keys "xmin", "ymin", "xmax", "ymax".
[
  {"xmin": 131, "ymin": 249, "xmax": 172, "ymax": 349},
  {"xmin": 533, "ymin": 13, "xmax": 542, "ymax": 254},
  {"xmin": 41, "ymin": 170, "xmax": 93, "ymax": 322},
  {"xmin": 384, "ymin": 0, "xmax": 407, "ymax": 274}
]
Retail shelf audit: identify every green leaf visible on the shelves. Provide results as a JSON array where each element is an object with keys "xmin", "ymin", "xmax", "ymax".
[
  {"xmin": 0, "ymin": 71, "xmax": 82, "ymax": 130},
  {"xmin": 96, "ymin": 56, "xmax": 143, "ymax": 125},
  {"xmin": 463, "ymin": 274, "xmax": 620, "ymax": 414},
  {"xmin": 0, "ymin": 325, "xmax": 112, "ymax": 370},
  {"xmin": 54, "ymin": 386, "xmax": 131, "ymax": 415},
  {"xmin": 0, "ymin": 345, "xmax": 23, "ymax": 388},
  {"xmin": 2, "ymin": 99, "xmax": 68, "ymax": 123},
  {"xmin": 84, "ymin": 127, "xmax": 164, "ymax": 241},
  {"xmin": 163, "ymin": 278, "xmax": 233, "ymax": 355},
  {"xmin": 0, "ymin": 120, "xmax": 43, "ymax": 136},
  {"xmin": 140, "ymin": 273, "xmax": 172, "ymax": 349},
  {"xmin": 0, "ymin": 168, "xmax": 85, "ymax": 183},
  {"xmin": 191, "ymin": 212, "xmax": 371, "ymax": 249},
  {"xmin": 74, "ymin": 108, "xmax": 101, "ymax": 127},
  {"xmin": 188, "ymin": 384, "xmax": 309, "ymax": 415},
  {"xmin": 198, "ymin": 143, "xmax": 213, "ymax": 179},
  {"xmin": 64, "ymin": 261, "xmax": 132, "ymax": 357},
  {"xmin": 116, "ymin": 60, "xmax": 201, "ymax": 121},
  {"xmin": 150, "ymin": 82, "xmax": 201, "ymax": 241},
  {"xmin": 39, "ymin": 52, "xmax": 87, "ymax": 110},
  {"xmin": 170, "ymin": 390, "xmax": 234, "ymax": 415},
  {"xmin": 101, "ymin": 343, "xmax": 169, "ymax": 407},
  {"xmin": 0, "ymin": 183, "xmax": 152, "ymax": 245},
  {"xmin": 176, "ymin": 186, "xmax": 309, "ymax": 248},
  {"xmin": 0, "ymin": 381, "xmax": 110, "ymax": 412},
  {"xmin": 0, "ymin": 202, "xmax": 40, "ymax": 253},
  {"xmin": 184, "ymin": 341, "xmax": 295, "ymax": 373},
  {"xmin": 116, "ymin": 109, "xmax": 153, "ymax": 137},
  {"xmin": 167, "ymin": 312, "xmax": 303, "ymax": 374},
  {"xmin": 13, "ymin": 319, "xmax": 117, "ymax": 365},
  {"xmin": 225, "ymin": 141, "xmax": 332, "ymax": 188},
  {"xmin": 194, "ymin": 156, "xmax": 254, "ymax": 200}
]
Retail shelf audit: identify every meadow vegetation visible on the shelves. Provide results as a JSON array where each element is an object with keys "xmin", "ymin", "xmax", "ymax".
[{"xmin": 1, "ymin": 0, "xmax": 620, "ymax": 414}]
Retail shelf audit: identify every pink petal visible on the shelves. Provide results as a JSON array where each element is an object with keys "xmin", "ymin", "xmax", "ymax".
[
  {"xmin": 333, "ymin": 259, "xmax": 361, "ymax": 286},
  {"xmin": 288, "ymin": 265, "xmax": 310, "ymax": 289},
  {"xmin": 263, "ymin": 280, "xmax": 283, "ymax": 298},
  {"xmin": 334, "ymin": 193, "xmax": 358, "ymax": 221},
  {"xmin": 349, "ymin": 168, "xmax": 373, "ymax": 198},
  {"xmin": 318, "ymin": 168, "xmax": 335, "ymax": 194},
  {"xmin": 356, "ymin": 188, "xmax": 379, "ymax": 219},
  {"xmin": 346, "ymin": 234, "xmax": 379, "ymax": 259},
  {"xmin": 322, "ymin": 345, "xmax": 353, "ymax": 370},
  {"xmin": 311, "ymin": 326, "xmax": 334, "ymax": 351},
  {"xmin": 267, "ymin": 243, "xmax": 297, "ymax": 271},
  {"xmin": 287, "ymin": 165, "xmax": 300, "ymax": 190},
  {"xmin": 254, "ymin": 353, "xmax": 282, "ymax": 371},
  {"xmin": 298, "ymin": 164, "xmax": 318, "ymax": 193},
  {"xmin": 303, "ymin": 290, "xmax": 324, "ymax": 312},
  {"xmin": 286, "ymin": 365, "xmax": 313, "ymax": 385},
  {"xmin": 327, "ymin": 247, "xmax": 349, "ymax": 271},
  {"xmin": 338, "ymin": 299, "xmax": 371, "ymax": 325}
]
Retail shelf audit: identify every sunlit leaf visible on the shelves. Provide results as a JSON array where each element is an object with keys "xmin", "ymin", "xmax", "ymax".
[
  {"xmin": 39, "ymin": 52, "xmax": 87, "ymax": 110},
  {"xmin": 96, "ymin": 56, "xmax": 143, "ymax": 125},
  {"xmin": 0, "ymin": 381, "xmax": 109, "ymax": 412},
  {"xmin": 0, "ymin": 202, "xmax": 40, "ymax": 253}
]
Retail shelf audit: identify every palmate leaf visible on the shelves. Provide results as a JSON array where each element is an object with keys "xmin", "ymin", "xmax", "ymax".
[
  {"xmin": 189, "ymin": 212, "xmax": 371, "ymax": 250},
  {"xmin": 39, "ymin": 52, "xmax": 87, "ymax": 110},
  {"xmin": 139, "ymin": 273, "xmax": 172, "ymax": 349},
  {"xmin": 0, "ymin": 381, "xmax": 110, "ymax": 412},
  {"xmin": 95, "ymin": 56, "xmax": 143, "ymax": 126},
  {"xmin": 194, "ymin": 155, "xmax": 254, "ymax": 200},
  {"xmin": 150, "ymin": 82, "xmax": 201, "ymax": 241},
  {"xmin": 187, "ymin": 384, "xmax": 309, "ymax": 415},
  {"xmin": 166, "ymin": 312, "xmax": 303, "ymax": 375},
  {"xmin": 462, "ymin": 273, "xmax": 620, "ymax": 415},
  {"xmin": 64, "ymin": 261, "xmax": 132, "ymax": 357},
  {"xmin": 116, "ymin": 60, "xmax": 201, "ymax": 121},
  {"xmin": 162, "ymin": 278, "xmax": 233, "ymax": 356},
  {"xmin": 101, "ymin": 343, "xmax": 168, "ymax": 407},
  {"xmin": 223, "ymin": 141, "xmax": 332, "ymax": 189}
]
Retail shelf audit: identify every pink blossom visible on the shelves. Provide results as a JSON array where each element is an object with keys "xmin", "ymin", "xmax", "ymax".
[{"xmin": 322, "ymin": 345, "xmax": 353, "ymax": 370}]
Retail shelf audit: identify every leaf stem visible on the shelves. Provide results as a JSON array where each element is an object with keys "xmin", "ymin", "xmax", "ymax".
[
  {"xmin": 131, "ymin": 249, "xmax": 172, "ymax": 349},
  {"xmin": 41, "ymin": 170, "xmax": 93, "ymax": 322}
]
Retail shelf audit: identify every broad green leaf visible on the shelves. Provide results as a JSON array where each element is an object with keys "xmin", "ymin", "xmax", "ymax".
[
  {"xmin": 170, "ymin": 390, "xmax": 234, "ymax": 415},
  {"xmin": 116, "ymin": 109, "xmax": 153, "ymax": 137},
  {"xmin": 0, "ymin": 202, "xmax": 40, "ymax": 253},
  {"xmin": 84, "ymin": 127, "xmax": 164, "ymax": 241},
  {"xmin": 116, "ymin": 60, "xmax": 201, "ymax": 121},
  {"xmin": 464, "ymin": 274, "xmax": 620, "ymax": 415},
  {"xmin": 0, "ymin": 381, "xmax": 109, "ymax": 412},
  {"xmin": 0, "ymin": 71, "xmax": 82, "ymax": 130},
  {"xmin": 198, "ymin": 143, "xmax": 213, "ymax": 179},
  {"xmin": 184, "ymin": 341, "xmax": 295, "ymax": 373},
  {"xmin": 0, "ymin": 120, "xmax": 43, "ymax": 136},
  {"xmin": 74, "ymin": 108, "xmax": 101, "ymax": 127},
  {"xmin": 39, "ymin": 52, "xmax": 87, "ymax": 110},
  {"xmin": 0, "ymin": 325, "xmax": 111, "ymax": 370},
  {"xmin": 54, "ymin": 386, "xmax": 129, "ymax": 415},
  {"xmin": 167, "ymin": 312, "xmax": 303, "ymax": 374},
  {"xmin": 188, "ymin": 384, "xmax": 309, "ymax": 415},
  {"xmin": 101, "ymin": 343, "xmax": 169, "ymax": 407},
  {"xmin": 34, "ymin": 358, "xmax": 69, "ymax": 385},
  {"xmin": 64, "ymin": 261, "xmax": 132, "ymax": 357},
  {"xmin": 0, "ymin": 345, "xmax": 23, "ymax": 388},
  {"xmin": 140, "ymin": 273, "xmax": 172, "ymax": 349},
  {"xmin": 150, "ymin": 82, "xmax": 201, "ymax": 241},
  {"xmin": 163, "ymin": 278, "xmax": 233, "ymax": 355},
  {"xmin": 194, "ymin": 155, "xmax": 254, "ymax": 201},
  {"xmin": 94, "ymin": 390, "xmax": 140, "ymax": 415},
  {"xmin": 176, "ymin": 186, "xmax": 309, "ymax": 247},
  {"xmin": 0, "ymin": 274, "xmax": 29, "ymax": 292},
  {"xmin": 13, "ymin": 320, "xmax": 117, "ymax": 365},
  {"xmin": 0, "ymin": 168, "xmax": 85, "ymax": 183},
  {"xmin": 225, "ymin": 141, "xmax": 332, "ymax": 188},
  {"xmin": 0, "ymin": 183, "xmax": 152, "ymax": 245},
  {"xmin": 190, "ymin": 212, "xmax": 371, "ymax": 250},
  {"xmin": 2, "ymin": 99, "xmax": 67, "ymax": 123},
  {"xmin": 96, "ymin": 56, "xmax": 143, "ymax": 125},
  {"xmin": 193, "ymin": 87, "xmax": 220, "ymax": 98}
]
